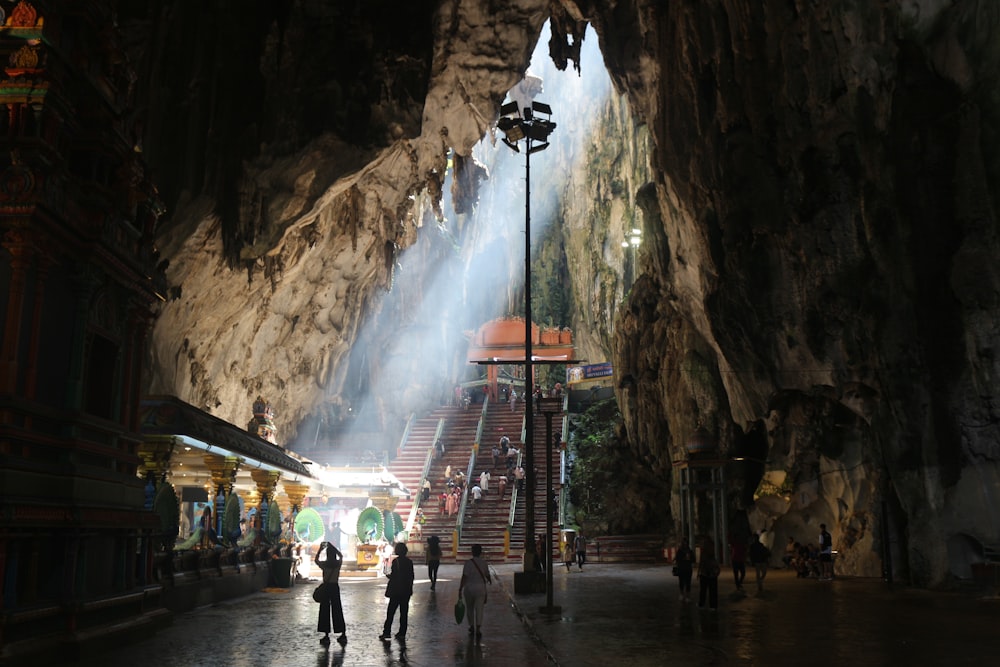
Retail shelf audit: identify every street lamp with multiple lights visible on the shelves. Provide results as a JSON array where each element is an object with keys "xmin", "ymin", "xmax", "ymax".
[
  {"xmin": 621, "ymin": 227, "xmax": 641, "ymax": 285},
  {"xmin": 497, "ymin": 97, "xmax": 556, "ymax": 584}
]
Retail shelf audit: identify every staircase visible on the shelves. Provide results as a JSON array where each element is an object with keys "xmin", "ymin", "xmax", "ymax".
[
  {"xmin": 386, "ymin": 407, "xmax": 452, "ymax": 525},
  {"xmin": 384, "ymin": 402, "xmax": 482, "ymax": 561},
  {"xmin": 385, "ymin": 398, "xmax": 566, "ymax": 567},
  {"xmin": 458, "ymin": 400, "xmax": 564, "ymax": 565}
]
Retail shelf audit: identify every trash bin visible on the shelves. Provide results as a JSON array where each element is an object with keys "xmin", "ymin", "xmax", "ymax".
[{"xmin": 270, "ymin": 557, "xmax": 294, "ymax": 587}]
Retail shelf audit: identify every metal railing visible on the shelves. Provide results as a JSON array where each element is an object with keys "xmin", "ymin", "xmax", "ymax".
[
  {"xmin": 474, "ymin": 395, "xmax": 489, "ymax": 445},
  {"xmin": 396, "ymin": 413, "xmax": 416, "ymax": 455},
  {"xmin": 504, "ymin": 450, "xmax": 524, "ymax": 556},
  {"xmin": 453, "ymin": 398, "xmax": 488, "ymax": 552},
  {"xmin": 405, "ymin": 418, "xmax": 445, "ymax": 534}
]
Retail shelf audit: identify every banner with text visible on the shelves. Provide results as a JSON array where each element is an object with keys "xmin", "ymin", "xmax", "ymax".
[{"xmin": 567, "ymin": 362, "xmax": 613, "ymax": 384}]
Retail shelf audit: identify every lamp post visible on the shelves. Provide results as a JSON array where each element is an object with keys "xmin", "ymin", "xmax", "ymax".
[
  {"xmin": 498, "ymin": 99, "xmax": 556, "ymax": 575},
  {"xmin": 539, "ymin": 397, "xmax": 561, "ymax": 614},
  {"xmin": 621, "ymin": 227, "xmax": 641, "ymax": 286}
]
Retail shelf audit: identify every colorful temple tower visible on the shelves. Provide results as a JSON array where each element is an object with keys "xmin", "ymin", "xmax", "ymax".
[
  {"xmin": 248, "ymin": 395, "xmax": 278, "ymax": 444},
  {"xmin": 0, "ymin": 2, "xmax": 168, "ymax": 660}
]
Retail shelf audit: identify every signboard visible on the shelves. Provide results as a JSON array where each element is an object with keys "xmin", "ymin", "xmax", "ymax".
[{"xmin": 567, "ymin": 362, "xmax": 613, "ymax": 384}]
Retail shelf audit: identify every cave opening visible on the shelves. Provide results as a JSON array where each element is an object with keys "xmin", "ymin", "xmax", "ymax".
[{"xmin": 300, "ymin": 20, "xmax": 641, "ymax": 462}]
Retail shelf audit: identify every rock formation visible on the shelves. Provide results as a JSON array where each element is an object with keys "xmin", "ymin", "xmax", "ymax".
[{"xmin": 121, "ymin": 1, "xmax": 1000, "ymax": 585}]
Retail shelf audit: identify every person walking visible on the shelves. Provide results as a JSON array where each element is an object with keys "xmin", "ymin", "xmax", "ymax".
[
  {"xmin": 698, "ymin": 540, "xmax": 721, "ymax": 611},
  {"xmin": 574, "ymin": 531, "xmax": 587, "ymax": 570},
  {"xmin": 459, "ymin": 544, "xmax": 493, "ymax": 641},
  {"xmin": 426, "ymin": 535, "xmax": 442, "ymax": 591},
  {"xmin": 314, "ymin": 542, "xmax": 347, "ymax": 646},
  {"xmin": 563, "ymin": 539, "xmax": 574, "ymax": 571},
  {"xmin": 749, "ymin": 532, "xmax": 771, "ymax": 593},
  {"xmin": 675, "ymin": 536, "xmax": 696, "ymax": 603},
  {"xmin": 729, "ymin": 535, "xmax": 747, "ymax": 592},
  {"xmin": 380, "ymin": 543, "xmax": 414, "ymax": 641}
]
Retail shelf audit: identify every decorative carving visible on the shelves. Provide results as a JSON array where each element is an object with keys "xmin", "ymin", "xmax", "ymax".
[
  {"xmin": 8, "ymin": 44, "xmax": 38, "ymax": 70},
  {"xmin": 8, "ymin": 1, "xmax": 39, "ymax": 29}
]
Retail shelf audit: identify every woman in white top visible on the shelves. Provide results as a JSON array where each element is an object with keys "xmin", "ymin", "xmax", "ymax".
[{"xmin": 458, "ymin": 544, "xmax": 492, "ymax": 641}]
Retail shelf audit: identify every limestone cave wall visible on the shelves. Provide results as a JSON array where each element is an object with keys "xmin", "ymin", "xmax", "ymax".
[{"xmin": 585, "ymin": 0, "xmax": 1000, "ymax": 584}]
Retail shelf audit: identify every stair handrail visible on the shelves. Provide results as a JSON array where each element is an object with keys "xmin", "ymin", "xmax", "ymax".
[
  {"xmin": 558, "ymin": 393, "xmax": 569, "ymax": 527},
  {"xmin": 454, "ymin": 447, "xmax": 477, "ymax": 546},
  {"xmin": 454, "ymin": 395, "xmax": 489, "ymax": 544},
  {"xmin": 474, "ymin": 394, "xmax": 489, "ymax": 444},
  {"xmin": 506, "ymin": 449, "xmax": 523, "ymax": 535},
  {"xmin": 404, "ymin": 417, "xmax": 444, "ymax": 534},
  {"xmin": 559, "ymin": 392, "xmax": 569, "ymax": 485},
  {"xmin": 396, "ymin": 412, "xmax": 417, "ymax": 456}
]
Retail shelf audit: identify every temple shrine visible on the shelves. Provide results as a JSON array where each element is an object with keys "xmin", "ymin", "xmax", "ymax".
[{"xmin": 465, "ymin": 317, "xmax": 574, "ymax": 398}]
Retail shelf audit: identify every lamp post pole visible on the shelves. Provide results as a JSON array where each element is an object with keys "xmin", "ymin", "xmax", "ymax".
[
  {"xmin": 540, "ymin": 404, "xmax": 561, "ymax": 614},
  {"xmin": 497, "ymin": 98, "xmax": 555, "ymax": 577},
  {"xmin": 522, "ymin": 132, "xmax": 536, "ymax": 574}
]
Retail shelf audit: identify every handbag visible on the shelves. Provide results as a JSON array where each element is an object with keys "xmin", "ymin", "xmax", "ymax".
[
  {"xmin": 672, "ymin": 566, "xmax": 679, "ymax": 576},
  {"xmin": 454, "ymin": 597, "xmax": 466, "ymax": 624},
  {"xmin": 312, "ymin": 583, "xmax": 327, "ymax": 602}
]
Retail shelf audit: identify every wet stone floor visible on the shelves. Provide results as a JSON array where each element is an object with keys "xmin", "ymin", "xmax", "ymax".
[{"xmin": 70, "ymin": 563, "xmax": 1000, "ymax": 667}]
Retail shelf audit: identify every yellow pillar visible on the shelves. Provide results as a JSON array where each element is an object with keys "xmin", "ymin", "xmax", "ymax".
[
  {"xmin": 251, "ymin": 469, "xmax": 280, "ymax": 501},
  {"xmin": 138, "ymin": 437, "xmax": 175, "ymax": 480},
  {"xmin": 283, "ymin": 481, "xmax": 310, "ymax": 512}
]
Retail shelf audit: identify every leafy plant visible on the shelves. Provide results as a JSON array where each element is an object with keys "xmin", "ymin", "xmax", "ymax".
[{"xmin": 565, "ymin": 399, "xmax": 671, "ymax": 535}]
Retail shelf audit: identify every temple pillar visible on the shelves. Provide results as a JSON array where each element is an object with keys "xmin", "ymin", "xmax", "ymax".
[
  {"xmin": 283, "ymin": 481, "xmax": 309, "ymax": 513},
  {"xmin": 251, "ymin": 469, "xmax": 280, "ymax": 541},
  {"xmin": 204, "ymin": 454, "xmax": 240, "ymax": 537},
  {"xmin": 138, "ymin": 438, "xmax": 175, "ymax": 510},
  {"xmin": 23, "ymin": 255, "xmax": 50, "ymax": 400},
  {"xmin": 66, "ymin": 270, "xmax": 98, "ymax": 410},
  {"xmin": 0, "ymin": 230, "xmax": 32, "ymax": 393},
  {"xmin": 369, "ymin": 490, "xmax": 398, "ymax": 512}
]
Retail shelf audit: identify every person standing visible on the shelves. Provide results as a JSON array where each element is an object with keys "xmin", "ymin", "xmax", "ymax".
[
  {"xmin": 749, "ymin": 532, "xmax": 771, "ymax": 593},
  {"xmin": 426, "ymin": 535, "xmax": 442, "ymax": 591},
  {"xmin": 314, "ymin": 542, "xmax": 347, "ymax": 647},
  {"xmin": 563, "ymin": 539, "xmax": 574, "ymax": 571},
  {"xmin": 459, "ymin": 544, "xmax": 493, "ymax": 641},
  {"xmin": 675, "ymin": 536, "xmax": 695, "ymax": 603},
  {"xmin": 380, "ymin": 543, "xmax": 415, "ymax": 641},
  {"xmin": 729, "ymin": 535, "xmax": 747, "ymax": 592},
  {"xmin": 698, "ymin": 540, "xmax": 721, "ymax": 610},
  {"xmin": 329, "ymin": 521, "xmax": 343, "ymax": 552},
  {"xmin": 574, "ymin": 531, "xmax": 587, "ymax": 570},
  {"xmin": 819, "ymin": 523, "xmax": 834, "ymax": 580}
]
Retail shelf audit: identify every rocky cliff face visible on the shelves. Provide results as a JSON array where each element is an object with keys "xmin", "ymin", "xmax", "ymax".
[
  {"xmin": 124, "ymin": 1, "xmax": 1000, "ymax": 585},
  {"xmin": 594, "ymin": 0, "xmax": 1000, "ymax": 584}
]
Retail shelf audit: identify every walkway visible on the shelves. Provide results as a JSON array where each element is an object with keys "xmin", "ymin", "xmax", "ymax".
[{"xmin": 65, "ymin": 562, "xmax": 1000, "ymax": 667}]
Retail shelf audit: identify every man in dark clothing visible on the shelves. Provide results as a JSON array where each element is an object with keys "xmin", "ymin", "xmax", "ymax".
[
  {"xmin": 819, "ymin": 524, "xmax": 834, "ymax": 580},
  {"xmin": 730, "ymin": 537, "xmax": 747, "ymax": 592},
  {"xmin": 748, "ymin": 532, "xmax": 771, "ymax": 593},
  {"xmin": 380, "ymin": 543, "xmax": 415, "ymax": 640}
]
